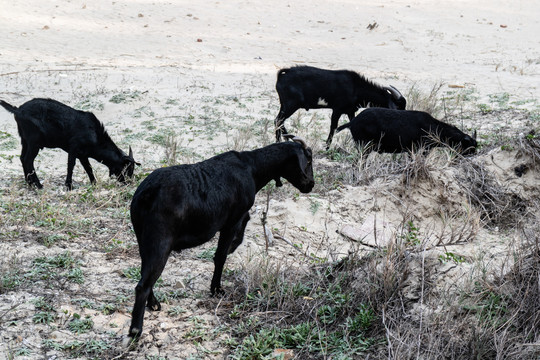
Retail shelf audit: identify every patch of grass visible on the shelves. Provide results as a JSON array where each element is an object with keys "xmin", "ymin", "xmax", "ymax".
[
  {"xmin": 74, "ymin": 97, "xmax": 104, "ymax": 111},
  {"xmin": 122, "ymin": 266, "xmax": 141, "ymax": 281},
  {"xmin": 0, "ymin": 131, "xmax": 18, "ymax": 151},
  {"xmin": 109, "ymin": 90, "xmax": 143, "ymax": 104},
  {"xmin": 32, "ymin": 297, "xmax": 56, "ymax": 325},
  {"xmin": 20, "ymin": 252, "xmax": 86, "ymax": 289},
  {"xmin": 42, "ymin": 338, "xmax": 111, "ymax": 358},
  {"xmin": 405, "ymin": 81, "xmax": 444, "ymax": 116},
  {"xmin": 68, "ymin": 313, "xmax": 94, "ymax": 334},
  {"xmin": 223, "ymin": 253, "xmax": 383, "ymax": 359},
  {"xmin": 197, "ymin": 246, "xmax": 217, "ymax": 261}
]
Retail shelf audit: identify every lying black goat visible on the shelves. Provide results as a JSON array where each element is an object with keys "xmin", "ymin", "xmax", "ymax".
[{"xmin": 336, "ymin": 108, "xmax": 477, "ymax": 155}]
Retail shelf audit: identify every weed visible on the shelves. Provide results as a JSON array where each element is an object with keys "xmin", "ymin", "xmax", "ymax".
[
  {"xmin": 68, "ymin": 313, "xmax": 94, "ymax": 334},
  {"xmin": 122, "ymin": 266, "xmax": 141, "ymax": 281},
  {"xmin": 168, "ymin": 305, "xmax": 187, "ymax": 317},
  {"xmin": 401, "ymin": 220, "xmax": 420, "ymax": 246},
  {"xmin": 109, "ymin": 90, "xmax": 143, "ymax": 104},
  {"xmin": 42, "ymin": 338, "xmax": 111, "ymax": 357},
  {"xmin": 0, "ymin": 131, "xmax": 18, "ymax": 151},
  {"xmin": 33, "ymin": 311, "xmax": 56, "ymax": 324},
  {"xmin": 197, "ymin": 246, "xmax": 217, "ymax": 261},
  {"xmin": 439, "ymin": 252, "xmax": 466, "ymax": 264}
]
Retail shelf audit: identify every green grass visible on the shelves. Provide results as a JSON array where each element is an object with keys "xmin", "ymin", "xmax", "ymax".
[{"xmin": 0, "ymin": 131, "xmax": 18, "ymax": 151}]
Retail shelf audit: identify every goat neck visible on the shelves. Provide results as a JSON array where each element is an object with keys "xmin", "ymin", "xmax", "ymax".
[{"xmin": 245, "ymin": 143, "xmax": 300, "ymax": 192}]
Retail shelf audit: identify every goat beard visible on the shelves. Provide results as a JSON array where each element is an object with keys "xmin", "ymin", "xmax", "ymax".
[{"xmin": 274, "ymin": 177, "xmax": 283, "ymax": 187}]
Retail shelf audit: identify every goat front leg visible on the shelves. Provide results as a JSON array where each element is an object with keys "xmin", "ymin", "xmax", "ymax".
[
  {"xmin": 65, "ymin": 153, "xmax": 76, "ymax": 190},
  {"xmin": 79, "ymin": 157, "xmax": 96, "ymax": 185}
]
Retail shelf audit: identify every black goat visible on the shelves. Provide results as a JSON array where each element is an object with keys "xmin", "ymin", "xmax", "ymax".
[
  {"xmin": 128, "ymin": 136, "xmax": 314, "ymax": 339},
  {"xmin": 274, "ymin": 65, "xmax": 406, "ymax": 148},
  {"xmin": 0, "ymin": 98, "xmax": 139, "ymax": 189},
  {"xmin": 336, "ymin": 108, "xmax": 477, "ymax": 155}
]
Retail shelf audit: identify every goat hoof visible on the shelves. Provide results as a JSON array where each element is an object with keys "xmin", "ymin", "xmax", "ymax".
[
  {"xmin": 211, "ymin": 287, "xmax": 225, "ymax": 297},
  {"xmin": 126, "ymin": 328, "xmax": 141, "ymax": 346},
  {"xmin": 146, "ymin": 296, "xmax": 161, "ymax": 311},
  {"xmin": 29, "ymin": 181, "xmax": 43, "ymax": 189}
]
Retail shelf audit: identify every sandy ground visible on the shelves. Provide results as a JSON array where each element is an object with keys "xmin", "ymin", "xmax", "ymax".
[{"xmin": 0, "ymin": 0, "xmax": 539, "ymax": 359}]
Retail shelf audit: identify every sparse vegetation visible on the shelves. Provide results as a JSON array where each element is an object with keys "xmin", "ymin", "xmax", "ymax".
[{"xmin": 1, "ymin": 63, "xmax": 539, "ymax": 360}]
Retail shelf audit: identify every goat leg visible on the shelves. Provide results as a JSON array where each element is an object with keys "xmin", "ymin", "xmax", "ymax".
[
  {"xmin": 325, "ymin": 111, "xmax": 342, "ymax": 150},
  {"xmin": 79, "ymin": 157, "xmax": 96, "ymax": 184},
  {"xmin": 65, "ymin": 153, "xmax": 77, "ymax": 190},
  {"xmin": 21, "ymin": 145, "xmax": 42, "ymax": 188},
  {"xmin": 129, "ymin": 242, "xmax": 170, "ymax": 339}
]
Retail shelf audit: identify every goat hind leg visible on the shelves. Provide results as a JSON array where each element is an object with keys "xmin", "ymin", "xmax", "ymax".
[
  {"xmin": 325, "ymin": 111, "xmax": 343, "ymax": 150},
  {"xmin": 129, "ymin": 243, "xmax": 170, "ymax": 339},
  {"xmin": 211, "ymin": 216, "xmax": 250, "ymax": 295},
  {"xmin": 65, "ymin": 153, "xmax": 77, "ymax": 190},
  {"xmin": 275, "ymin": 105, "xmax": 297, "ymax": 142},
  {"xmin": 21, "ymin": 145, "xmax": 42, "ymax": 188},
  {"xmin": 79, "ymin": 157, "xmax": 96, "ymax": 184}
]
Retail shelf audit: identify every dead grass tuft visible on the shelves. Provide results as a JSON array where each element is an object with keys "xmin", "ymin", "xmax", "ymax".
[
  {"xmin": 515, "ymin": 129, "xmax": 540, "ymax": 172},
  {"xmin": 458, "ymin": 159, "xmax": 528, "ymax": 227},
  {"xmin": 405, "ymin": 81, "xmax": 445, "ymax": 117}
]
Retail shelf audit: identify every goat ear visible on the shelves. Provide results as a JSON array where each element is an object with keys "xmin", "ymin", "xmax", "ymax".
[{"xmin": 473, "ymin": 130, "xmax": 477, "ymax": 140}]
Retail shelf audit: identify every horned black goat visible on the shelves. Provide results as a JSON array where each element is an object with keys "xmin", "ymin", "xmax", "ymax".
[
  {"xmin": 128, "ymin": 135, "xmax": 314, "ymax": 339},
  {"xmin": 0, "ymin": 98, "xmax": 139, "ymax": 189},
  {"xmin": 336, "ymin": 108, "xmax": 477, "ymax": 155},
  {"xmin": 274, "ymin": 65, "xmax": 406, "ymax": 149}
]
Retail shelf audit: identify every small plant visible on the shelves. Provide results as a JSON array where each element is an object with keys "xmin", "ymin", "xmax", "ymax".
[
  {"xmin": 109, "ymin": 90, "xmax": 142, "ymax": 104},
  {"xmin": 68, "ymin": 313, "xmax": 94, "ymax": 334},
  {"xmin": 197, "ymin": 247, "xmax": 217, "ymax": 261},
  {"xmin": 33, "ymin": 311, "xmax": 56, "ymax": 324},
  {"xmin": 439, "ymin": 252, "xmax": 466, "ymax": 264},
  {"xmin": 478, "ymin": 103, "xmax": 492, "ymax": 114},
  {"xmin": 309, "ymin": 198, "xmax": 321, "ymax": 215},
  {"xmin": 401, "ymin": 220, "xmax": 420, "ymax": 246},
  {"xmin": 168, "ymin": 306, "xmax": 187, "ymax": 317},
  {"xmin": 122, "ymin": 266, "xmax": 141, "ymax": 281}
]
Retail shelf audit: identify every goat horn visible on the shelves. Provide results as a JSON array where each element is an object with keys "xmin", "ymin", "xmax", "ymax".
[
  {"xmin": 291, "ymin": 136, "xmax": 308, "ymax": 149},
  {"xmin": 384, "ymin": 85, "xmax": 404, "ymax": 100},
  {"xmin": 129, "ymin": 146, "xmax": 133, "ymax": 158}
]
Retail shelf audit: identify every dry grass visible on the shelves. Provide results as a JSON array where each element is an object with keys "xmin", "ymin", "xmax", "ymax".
[{"xmin": 458, "ymin": 159, "xmax": 528, "ymax": 227}]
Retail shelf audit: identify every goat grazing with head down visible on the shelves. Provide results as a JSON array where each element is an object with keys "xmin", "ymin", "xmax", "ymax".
[
  {"xmin": 0, "ymin": 98, "xmax": 139, "ymax": 189},
  {"xmin": 128, "ymin": 135, "xmax": 314, "ymax": 339},
  {"xmin": 274, "ymin": 65, "xmax": 406, "ymax": 149},
  {"xmin": 336, "ymin": 108, "xmax": 477, "ymax": 155}
]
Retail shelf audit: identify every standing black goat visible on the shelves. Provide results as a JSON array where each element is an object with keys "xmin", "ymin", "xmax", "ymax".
[
  {"xmin": 0, "ymin": 98, "xmax": 139, "ymax": 189},
  {"xmin": 274, "ymin": 65, "xmax": 406, "ymax": 148},
  {"xmin": 128, "ymin": 136, "xmax": 314, "ymax": 339},
  {"xmin": 336, "ymin": 108, "xmax": 477, "ymax": 155}
]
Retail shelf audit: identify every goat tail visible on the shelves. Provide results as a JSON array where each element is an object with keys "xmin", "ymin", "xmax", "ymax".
[
  {"xmin": 0, "ymin": 100, "xmax": 18, "ymax": 114},
  {"xmin": 336, "ymin": 122, "xmax": 351, "ymax": 133}
]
